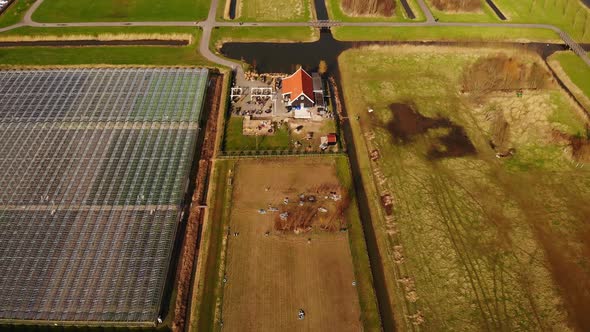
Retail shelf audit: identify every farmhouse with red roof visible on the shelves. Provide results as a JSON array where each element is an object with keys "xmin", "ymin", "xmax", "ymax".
[{"xmin": 281, "ymin": 67, "xmax": 315, "ymax": 110}]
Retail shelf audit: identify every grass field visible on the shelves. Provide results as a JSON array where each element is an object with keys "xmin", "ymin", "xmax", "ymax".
[
  {"xmin": 339, "ymin": 45, "xmax": 590, "ymax": 331},
  {"xmin": 325, "ymin": 0, "xmax": 425, "ymax": 22},
  {"xmin": 331, "ymin": 25, "xmax": 561, "ymax": 42},
  {"xmin": 223, "ymin": 117, "xmax": 292, "ymax": 151},
  {"xmin": 0, "ymin": 0, "xmax": 34, "ymax": 28},
  {"xmin": 32, "ymin": 0, "xmax": 210, "ymax": 22},
  {"xmin": 0, "ymin": 29, "xmax": 215, "ymax": 68},
  {"xmin": 235, "ymin": 0, "xmax": 312, "ymax": 21},
  {"xmin": 201, "ymin": 157, "xmax": 380, "ymax": 331}
]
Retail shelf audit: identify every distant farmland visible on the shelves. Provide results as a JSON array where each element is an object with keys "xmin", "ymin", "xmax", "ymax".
[{"xmin": 0, "ymin": 68, "xmax": 208, "ymax": 324}]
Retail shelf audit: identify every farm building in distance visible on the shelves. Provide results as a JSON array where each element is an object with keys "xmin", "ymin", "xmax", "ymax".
[{"xmin": 0, "ymin": 68, "xmax": 209, "ymax": 325}]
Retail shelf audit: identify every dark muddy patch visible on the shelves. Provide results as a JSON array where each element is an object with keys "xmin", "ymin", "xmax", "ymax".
[{"xmin": 385, "ymin": 103, "xmax": 476, "ymax": 160}]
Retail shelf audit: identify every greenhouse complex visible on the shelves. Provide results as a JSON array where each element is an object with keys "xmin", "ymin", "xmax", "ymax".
[{"xmin": 0, "ymin": 68, "xmax": 209, "ymax": 323}]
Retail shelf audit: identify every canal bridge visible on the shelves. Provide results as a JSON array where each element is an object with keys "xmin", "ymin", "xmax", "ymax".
[{"xmin": 309, "ymin": 20, "xmax": 342, "ymax": 28}]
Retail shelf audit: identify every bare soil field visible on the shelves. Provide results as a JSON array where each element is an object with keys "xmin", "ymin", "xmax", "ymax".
[
  {"xmin": 221, "ymin": 158, "xmax": 363, "ymax": 332},
  {"xmin": 340, "ymin": 45, "xmax": 590, "ymax": 331},
  {"xmin": 430, "ymin": 0, "xmax": 480, "ymax": 11}
]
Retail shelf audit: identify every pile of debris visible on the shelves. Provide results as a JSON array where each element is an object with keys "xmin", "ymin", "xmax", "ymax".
[{"xmin": 262, "ymin": 185, "xmax": 349, "ymax": 233}]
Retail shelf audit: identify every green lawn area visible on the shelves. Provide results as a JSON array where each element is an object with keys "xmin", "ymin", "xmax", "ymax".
[
  {"xmin": 339, "ymin": 45, "xmax": 590, "ymax": 330},
  {"xmin": 332, "ymin": 25, "xmax": 561, "ymax": 42},
  {"xmin": 235, "ymin": 0, "xmax": 312, "ymax": 21},
  {"xmin": 0, "ymin": 29, "xmax": 215, "ymax": 68},
  {"xmin": 32, "ymin": 0, "xmax": 210, "ymax": 22},
  {"xmin": 325, "ymin": 0, "xmax": 424, "ymax": 22},
  {"xmin": 210, "ymin": 26, "xmax": 318, "ymax": 49},
  {"xmin": 223, "ymin": 117, "xmax": 291, "ymax": 151},
  {"xmin": 0, "ymin": 0, "xmax": 34, "ymax": 28}
]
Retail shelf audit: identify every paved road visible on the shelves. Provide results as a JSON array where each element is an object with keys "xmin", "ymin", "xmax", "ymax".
[{"xmin": 0, "ymin": 0, "xmax": 588, "ymax": 67}]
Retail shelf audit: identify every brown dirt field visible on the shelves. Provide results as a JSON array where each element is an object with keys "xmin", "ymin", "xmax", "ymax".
[
  {"xmin": 341, "ymin": 0, "xmax": 395, "ymax": 16},
  {"xmin": 221, "ymin": 158, "xmax": 362, "ymax": 332},
  {"xmin": 430, "ymin": 0, "xmax": 480, "ymax": 11}
]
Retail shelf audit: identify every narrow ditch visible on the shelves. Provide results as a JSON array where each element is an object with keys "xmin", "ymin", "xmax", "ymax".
[
  {"xmin": 228, "ymin": 0, "xmax": 237, "ymax": 19},
  {"xmin": 313, "ymin": 0, "xmax": 329, "ymax": 20},
  {"xmin": 400, "ymin": 0, "xmax": 416, "ymax": 19},
  {"xmin": 485, "ymin": 0, "xmax": 506, "ymax": 20}
]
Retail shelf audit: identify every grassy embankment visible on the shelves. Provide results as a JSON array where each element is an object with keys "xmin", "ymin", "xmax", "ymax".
[
  {"xmin": 32, "ymin": 0, "xmax": 210, "ymax": 22},
  {"xmin": 339, "ymin": 45, "xmax": 590, "ymax": 331},
  {"xmin": 210, "ymin": 26, "xmax": 318, "ymax": 48},
  {"xmin": 191, "ymin": 159, "xmax": 235, "ymax": 332},
  {"xmin": 0, "ymin": 0, "xmax": 34, "ymax": 28},
  {"xmin": 325, "ymin": 0, "xmax": 425, "ymax": 22},
  {"xmin": 334, "ymin": 155, "xmax": 382, "ymax": 331},
  {"xmin": 548, "ymin": 51, "xmax": 590, "ymax": 112},
  {"xmin": 332, "ymin": 25, "xmax": 560, "ymax": 42},
  {"xmin": 0, "ymin": 28, "xmax": 216, "ymax": 68}
]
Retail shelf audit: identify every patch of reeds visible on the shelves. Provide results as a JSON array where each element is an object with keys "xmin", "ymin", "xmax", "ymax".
[
  {"xmin": 462, "ymin": 54, "xmax": 551, "ymax": 98},
  {"xmin": 430, "ymin": 0, "xmax": 481, "ymax": 11},
  {"xmin": 341, "ymin": 0, "xmax": 395, "ymax": 17},
  {"xmin": 0, "ymin": 33, "xmax": 193, "ymax": 44}
]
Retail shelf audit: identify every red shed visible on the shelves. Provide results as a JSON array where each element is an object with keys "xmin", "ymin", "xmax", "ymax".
[{"xmin": 327, "ymin": 133, "xmax": 337, "ymax": 145}]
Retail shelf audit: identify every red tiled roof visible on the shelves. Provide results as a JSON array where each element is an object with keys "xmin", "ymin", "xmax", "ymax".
[
  {"xmin": 327, "ymin": 133, "xmax": 337, "ymax": 143},
  {"xmin": 282, "ymin": 68, "xmax": 314, "ymax": 104}
]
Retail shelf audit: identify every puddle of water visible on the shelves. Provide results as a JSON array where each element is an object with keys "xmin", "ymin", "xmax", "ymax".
[{"xmin": 386, "ymin": 103, "xmax": 476, "ymax": 159}]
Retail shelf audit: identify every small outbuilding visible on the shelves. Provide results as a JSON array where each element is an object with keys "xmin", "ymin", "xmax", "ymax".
[{"xmin": 327, "ymin": 133, "xmax": 337, "ymax": 145}]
